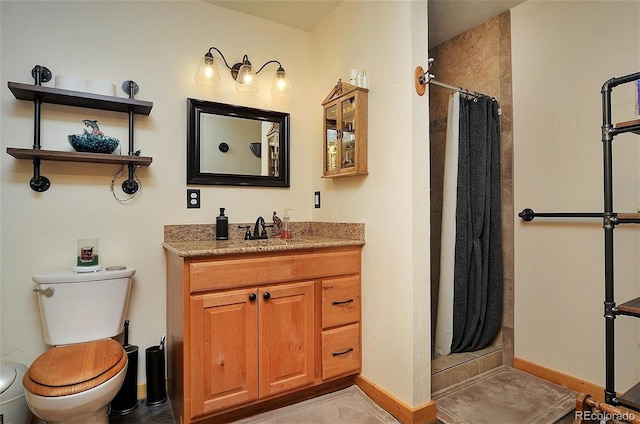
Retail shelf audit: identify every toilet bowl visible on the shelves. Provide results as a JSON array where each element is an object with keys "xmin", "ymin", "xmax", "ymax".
[{"xmin": 23, "ymin": 267, "xmax": 135, "ymax": 424}]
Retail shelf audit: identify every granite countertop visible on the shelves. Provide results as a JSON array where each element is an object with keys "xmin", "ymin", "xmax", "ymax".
[{"xmin": 163, "ymin": 222, "xmax": 364, "ymax": 257}]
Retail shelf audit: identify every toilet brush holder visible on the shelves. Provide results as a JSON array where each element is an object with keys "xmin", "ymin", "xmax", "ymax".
[
  {"xmin": 110, "ymin": 320, "xmax": 138, "ymax": 415},
  {"xmin": 145, "ymin": 345, "xmax": 167, "ymax": 406},
  {"xmin": 110, "ymin": 344, "xmax": 138, "ymax": 415}
]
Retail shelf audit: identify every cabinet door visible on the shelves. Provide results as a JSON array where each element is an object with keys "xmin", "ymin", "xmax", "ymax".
[
  {"xmin": 340, "ymin": 95, "xmax": 357, "ymax": 171},
  {"xmin": 258, "ymin": 281, "xmax": 315, "ymax": 397},
  {"xmin": 190, "ymin": 289, "xmax": 258, "ymax": 416},
  {"xmin": 324, "ymin": 102, "xmax": 339, "ymax": 174}
]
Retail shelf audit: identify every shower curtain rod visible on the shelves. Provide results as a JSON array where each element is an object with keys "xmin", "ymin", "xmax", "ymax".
[
  {"xmin": 427, "ymin": 77, "xmax": 489, "ymax": 98},
  {"xmin": 414, "ymin": 60, "xmax": 496, "ymax": 102}
]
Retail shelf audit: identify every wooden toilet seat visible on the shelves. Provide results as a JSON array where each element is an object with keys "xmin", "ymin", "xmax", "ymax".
[{"xmin": 23, "ymin": 339, "xmax": 126, "ymax": 397}]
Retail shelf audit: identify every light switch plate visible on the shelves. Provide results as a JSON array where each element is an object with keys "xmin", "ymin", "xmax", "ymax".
[{"xmin": 314, "ymin": 191, "xmax": 321, "ymax": 208}]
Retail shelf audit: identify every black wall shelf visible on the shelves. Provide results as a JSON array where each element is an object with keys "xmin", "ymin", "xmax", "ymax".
[
  {"xmin": 8, "ymin": 82, "xmax": 152, "ymax": 115},
  {"xmin": 6, "ymin": 77, "xmax": 153, "ymax": 192}
]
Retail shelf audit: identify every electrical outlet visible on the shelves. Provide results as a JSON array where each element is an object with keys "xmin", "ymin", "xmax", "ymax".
[
  {"xmin": 187, "ymin": 189, "xmax": 200, "ymax": 208},
  {"xmin": 314, "ymin": 191, "xmax": 321, "ymax": 208}
]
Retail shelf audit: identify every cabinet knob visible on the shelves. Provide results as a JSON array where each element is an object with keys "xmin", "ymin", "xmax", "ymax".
[
  {"xmin": 263, "ymin": 292, "xmax": 271, "ymax": 300},
  {"xmin": 249, "ymin": 293, "xmax": 257, "ymax": 301}
]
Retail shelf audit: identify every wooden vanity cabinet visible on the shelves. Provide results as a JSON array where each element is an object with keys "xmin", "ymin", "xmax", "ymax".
[{"xmin": 165, "ymin": 246, "xmax": 362, "ymax": 424}]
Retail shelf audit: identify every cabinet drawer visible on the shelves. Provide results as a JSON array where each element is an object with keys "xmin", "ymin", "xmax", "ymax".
[
  {"xmin": 322, "ymin": 276, "xmax": 360, "ymax": 329},
  {"xmin": 189, "ymin": 248, "xmax": 361, "ymax": 293},
  {"xmin": 321, "ymin": 323, "xmax": 361, "ymax": 380}
]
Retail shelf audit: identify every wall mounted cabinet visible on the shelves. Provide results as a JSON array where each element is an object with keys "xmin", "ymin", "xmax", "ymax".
[
  {"xmin": 6, "ymin": 81, "xmax": 153, "ymax": 192},
  {"xmin": 322, "ymin": 81, "xmax": 368, "ymax": 178}
]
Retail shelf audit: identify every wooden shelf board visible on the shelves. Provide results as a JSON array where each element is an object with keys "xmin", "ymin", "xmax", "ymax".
[
  {"xmin": 8, "ymin": 82, "xmax": 153, "ymax": 115},
  {"xmin": 617, "ymin": 297, "xmax": 640, "ymax": 318},
  {"xmin": 617, "ymin": 213, "xmax": 640, "ymax": 223},
  {"xmin": 617, "ymin": 213, "xmax": 640, "ymax": 219},
  {"xmin": 615, "ymin": 118, "xmax": 640, "ymax": 135},
  {"xmin": 619, "ymin": 382, "xmax": 640, "ymax": 412},
  {"xmin": 6, "ymin": 147, "xmax": 152, "ymax": 166}
]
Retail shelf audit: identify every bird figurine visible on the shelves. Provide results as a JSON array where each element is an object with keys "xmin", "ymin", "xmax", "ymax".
[
  {"xmin": 82, "ymin": 119, "xmax": 104, "ymax": 136},
  {"xmin": 272, "ymin": 211, "xmax": 282, "ymax": 236}
]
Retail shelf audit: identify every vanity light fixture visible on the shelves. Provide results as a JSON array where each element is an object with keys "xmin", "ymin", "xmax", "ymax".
[{"xmin": 195, "ymin": 47, "xmax": 292, "ymax": 98}]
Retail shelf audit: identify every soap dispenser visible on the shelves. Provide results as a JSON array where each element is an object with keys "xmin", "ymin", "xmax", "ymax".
[
  {"xmin": 216, "ymin": 208, "xmax": 228, "ymax": 240},
  {"xmin": 280, "ymin": 209, "xmax": 292, "ymax": 239}
]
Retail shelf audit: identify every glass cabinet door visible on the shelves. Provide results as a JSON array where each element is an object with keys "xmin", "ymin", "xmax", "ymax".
[
  {"xmin": 340, "ymin": 96, "xmax": 356, "ymax": 170},
  {"xmin": 325, "ymin": 104, "xmax": 338, "ymax": 173}
]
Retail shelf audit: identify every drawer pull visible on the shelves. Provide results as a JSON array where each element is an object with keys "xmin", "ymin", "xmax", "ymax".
[
  {"xmin": 332, "ymin": 299, "xmax": 354, "ymax": 306},
  {"xmin": 332, "ymin": 347, "xmax": 354, "ymax": 357}
]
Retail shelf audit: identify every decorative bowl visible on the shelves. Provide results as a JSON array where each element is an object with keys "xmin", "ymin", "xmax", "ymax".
[{"xmin": 68, "ymin": 134, "xmax": 120, "ymax": 154}]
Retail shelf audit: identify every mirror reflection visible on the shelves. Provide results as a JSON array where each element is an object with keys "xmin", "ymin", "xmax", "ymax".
[{"xmin": 187, "ymin": 98, "xmax": 290, "ymax": 187}]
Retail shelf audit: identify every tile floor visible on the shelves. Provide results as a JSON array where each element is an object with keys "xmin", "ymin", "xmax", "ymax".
[
  {"xmin": 108, "ymin": 396, "xmax": 579, "ymax": 423},
  {"xmin": 109, "ymin": 399, "xmax": 175, "ymax": 424}
]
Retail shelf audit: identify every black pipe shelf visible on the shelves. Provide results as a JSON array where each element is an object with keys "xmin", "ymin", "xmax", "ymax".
[
  {"xmin": 6, "ymin": 78, "xmax": 153, "ymax": 192},
  {"xmin": 518, "ymin": 71, "xmax": 640, "ymax": 411}
]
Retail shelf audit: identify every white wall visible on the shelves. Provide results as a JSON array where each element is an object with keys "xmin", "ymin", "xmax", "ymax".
[
  {"xmin": 512, "ymin": 1, "xmax": 640, "ymax": 391},
  {"xmin": 1, "ymin": 0, "xmax": 312, "ymax": 387},
  {"xmin": 1, "ymin": 0, "xmax": 431, "ymax": 408},
  {"xmin": 9, "ymin": 0, "xmax": 639, "ymax": 411},
  {"xmin": 311, "ymin": 0, "xmax": 431, "ymax": 407}
]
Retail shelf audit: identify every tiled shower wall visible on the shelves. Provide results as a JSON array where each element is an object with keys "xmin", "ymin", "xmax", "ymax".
[{"xmin": 429, "ymin": 11, "xmax": 514, "ymax": 368}]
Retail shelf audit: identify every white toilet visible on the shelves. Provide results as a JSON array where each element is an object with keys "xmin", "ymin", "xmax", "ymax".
[{"xmin": 23, "ymin": 267, "xmax": 135, "ymax": 424}]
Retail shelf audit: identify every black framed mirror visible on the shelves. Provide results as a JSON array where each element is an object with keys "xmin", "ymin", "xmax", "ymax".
[{"xmin": 187, "ymin": 98, "xmax": 290, "ymax": 187}]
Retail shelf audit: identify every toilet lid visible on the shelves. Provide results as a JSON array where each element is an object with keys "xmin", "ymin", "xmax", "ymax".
[{"xmin": 23, "ymin": 339, "xmax": 126, "ymax": 397}]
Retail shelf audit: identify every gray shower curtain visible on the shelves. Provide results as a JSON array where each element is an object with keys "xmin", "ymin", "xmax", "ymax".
[{"xmin": 450, "ymin": 95, "xmax": 503, "ymax": 353}]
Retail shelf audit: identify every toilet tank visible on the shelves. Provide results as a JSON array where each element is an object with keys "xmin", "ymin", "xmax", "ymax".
[{"xmin": 32, "ymin": 268, "xmax": 135, "ymax": 345}]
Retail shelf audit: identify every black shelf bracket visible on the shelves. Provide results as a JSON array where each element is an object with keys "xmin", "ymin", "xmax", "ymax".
[
  {"xmin": 604, "ymin": 301, "xmax": 618, "ymax": 319},
  {"xmin": 29, "ymin": 65, "xmax": 51, "ymax": 192},
  {"xmin": 122, "ymin": 81, "xmax": 139, "ymax": 195}
]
